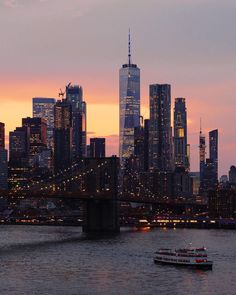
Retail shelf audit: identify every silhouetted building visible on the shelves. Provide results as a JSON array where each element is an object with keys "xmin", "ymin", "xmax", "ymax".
[
  {"xmin": 0, "ymin": 122, "xmax": 5, "ymax": 149},
  {"xmin": 134, "ymin": 120, "xmax": 145, "ymax": 171},
  {"xmin": 174, "ymin": 98, "xmax": 188, "ymax": 170},
  {"xmin": 209, "ymin": 189, "xmax": 236, "ymax": 218},
  {"xmin": 54, "ymin": 100, "xmax": 72, "ymax": 172},
  {"xmin": 144, "ymin": 119, "xmax": 149, "ymax": 171},
  {"xmin": 82, "ymin": 101, "xmax": 87, "ymax": 157},
  {"xmin": 33, "ymin": 97, "xmax": 56, "ymax": 150},
  {"xmin": 22, "ymin": 117, "xmax": 47, "ymax": 146},
  {"xmin": 229, "ymin": 166, "xmax": 236, "ymax": 184},
  {"xmin": 22, "ymin": 117, "xmax": 49, "ymax": 170},
  {"xmin": 119, "ymin": 31, "xmax": 140, "ymax": 161},
  {"xmin": 90, "ymin": 138, "xmax": 105, "ymax": 158},
  {"xmin": 199, "ymin": 126, "xmax": 206, "ymax": 192},
  {"xmin": 173, "ymin": 167, "xmax": 192, "ymax": 199},
  {"xmin": 220, "ymin": 175, "xmax": 228, "ymax": 184},
  {"xmin": 8, "ymin": 127, "xmax": 30, "ymax": 188},
  {"xmin": 189, "ymin": 172, "xmax": 200, "ymax": 196},
  {"xmin": 202, "ymin": 158, "xmax": 218, "ymax": 192},
  {"xmin": 66, "ymin": 84, "xmax": 85, "ymax": 159},
  {"xmin": 139, "ymin": 171, "xmax": 173, "ymax": 199},
  {"xmin": 9, "ymin": 127, "xmax": 30, "ymax": 166},
  {"xmin": 209, "ymin": 129, "xmax": 218, "ymax": 181},
  {"xmin": 149, "ymin": 84, "xmax": 173, "ymax": 171},
  {"xmin": 0, "ymin": 148, "xmax": 8, "ymax": 190}
]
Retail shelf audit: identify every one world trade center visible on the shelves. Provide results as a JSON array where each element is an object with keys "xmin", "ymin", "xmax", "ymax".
[{"xmin": 119, "ymin": 31, "xmax": 140, "ymax": 162}]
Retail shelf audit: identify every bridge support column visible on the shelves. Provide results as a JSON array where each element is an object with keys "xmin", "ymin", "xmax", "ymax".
[{"xmin": 82, "ymin": 198, "xmax": 120, "ymax": 233}]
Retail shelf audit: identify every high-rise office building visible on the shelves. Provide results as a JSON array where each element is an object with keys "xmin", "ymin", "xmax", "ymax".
[
  {"xmin": 32, "ymin": 98, "xmax": 56, "ymax": 150},
  {"xmin": 22, "ymin": 117, "xmax": 47, "ymax": 146},
  {"xmin": 0, "ymin": 122, "xmax": 5, "ymax": 149},
  {"xmin": 134, "ymin": 119, "xmax": 145, "ymax": 172},
  {"xmin": 66, "ymin": 84, "xmax": 85, "ymax": 160},
  {"xmin": 22, "ymin": 117, "xmax": 48, "ymax": 169},
  {"xmin": 119, "ymin": 31, "xmax": 140, "ymax": 161},
  {"xmin": 229, "ymin": 166, "xmax": 236, "ymax": 184},
  {"xmin": 82, "ymin": 101, "xmax": 87, "ymax": 157},
  {"xmin": 0, "ymin": 148, "xmax": 8, "ymax": 190},
  {"xmin": 144, "ymin": 119, "xmax": 149, "ymax": 171},
  {"xmin": 54, "ymin": 99, "xmax": 72, "ymax": 172},
  {"xmin": 8, "ymin": 126, "xmax": 30, "ymax": 188},
  {"xmin": 209, "ymin": 129, "xmax": 218, "ymax": 181},
  {"xmin": 149, "ymin": 84, "xmax": 173, "ymax": 171},
  {"xmin": 90, "ymin": 138, "xmax": 105, "ymax": 158},
  {"xmin": 199, "ymin": 124, "xmax": 206, "ymax": 190},
  {"xmin": 174, "ymin": 98, "xmax": 188, "ymax": 169},
  {"xmin": 9, "ymin": 127, "xmax": 30, "ymax": 166}
]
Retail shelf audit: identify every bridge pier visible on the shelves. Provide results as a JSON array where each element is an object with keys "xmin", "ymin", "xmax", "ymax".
[{"xmin": 82, "ymin": 198, "xmax": 120, "ymax": 233}]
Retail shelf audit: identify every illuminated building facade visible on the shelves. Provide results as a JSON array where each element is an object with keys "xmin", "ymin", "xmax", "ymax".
[
  {"xmin": 8, "ymin": 127, "xmax": 30, "ymax": 188},
  {"xmin": 149, "ymin": 84, "xmax": 173, "ymax": 172},
  {"xmin": 32, "ymin": 97, "xmax": 56, "ymax": 150},
  {"xmin": 119, "ymin": 32, "xmax": 140, "ymax": 161},
  {"xmin": 199, "ymin": 125, "xmax": 206, "ymax": 190},
  {"xmin": 54, "ymin": 99, "xmax": 72, "ymax": 172},
  {"xmin": 82, "ymin": 101, "xmax": 87, "ymax": 157},
  {"xmin": 209, "ymin": 129, "xmax": 218, "ymax": 181},
  {"xmin": 0, "ymin": 122, "xmax": 5, "ymax": 149},
  {"xmin": 66, "ymin": 84, "xmax": 86, "ymax": 159},
  {"xmin": 0, "ymin": 123, "xmax": 7, "ymax": 190},
  {"xmin": 174, "ymin": 98, "xmax": 188, "ymax": 170}
]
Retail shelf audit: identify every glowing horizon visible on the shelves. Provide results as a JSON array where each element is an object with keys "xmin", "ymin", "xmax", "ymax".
[{"xmin": 1, "ymin": 0, "xmax": 236, "ymax": 176}]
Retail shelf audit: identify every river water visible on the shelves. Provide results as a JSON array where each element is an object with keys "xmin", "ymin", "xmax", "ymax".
[{"xmin": 0, "ymin": 226, "xmax": 235, "ymax": 295}]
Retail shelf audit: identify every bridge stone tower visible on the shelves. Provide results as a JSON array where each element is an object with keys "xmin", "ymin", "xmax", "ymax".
[{"xmin": 82, "ymin": 157, "xmax": 120, "ymax": 233}]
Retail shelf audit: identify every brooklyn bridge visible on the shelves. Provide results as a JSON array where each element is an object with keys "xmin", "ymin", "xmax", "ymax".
[{"xmin": 0, "ymin": 157, "xmax": 205, "ymax": 233}]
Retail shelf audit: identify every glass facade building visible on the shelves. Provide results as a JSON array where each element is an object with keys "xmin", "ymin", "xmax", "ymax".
[
  {"xmin": 119, "ymin": 33, "xmax": 140, "ymax": 161},
  {"xmin": 0, "ymin": 122, "xmax": 5, "ymax": 149},
  {"xmin": 174, "ymin": 98, "xmax": 189, "ymax": 170},
  {"xmin": 209, "ymin": 129, "xmax": 218, "ymax": 181},
  {"xmin": 66, "ymin": 84, "xmax": 85, "ymax": 159},
  {"xmin": 149, "ymin": 84, "xmax": 173, "ymax": 171},
  {"xmin": 54, "ymin": 99, "xmax": 72, "ymax": 172},
  {"xmin": 33, "ymin": 98, "xmax": 56, "ymax": 150}
]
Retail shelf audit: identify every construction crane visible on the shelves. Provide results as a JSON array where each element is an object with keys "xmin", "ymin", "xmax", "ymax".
[{"xmin": 58, "ymin": 88, "xmax": 65, "ymax": 99}]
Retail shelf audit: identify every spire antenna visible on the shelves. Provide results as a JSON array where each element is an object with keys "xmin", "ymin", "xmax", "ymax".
[
  {"xmin": 128, "ymin": 28, "xmax": 131, "ymax": 65},
  {"xmin": 200, "ymin": 118, "xmax": 202, "ymax": 134}
]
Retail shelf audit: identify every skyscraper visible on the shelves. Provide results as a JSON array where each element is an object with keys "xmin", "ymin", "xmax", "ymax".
[
  {"xmin": 90, "ymin": 138, "xmax": 105, "ymax": 158},
  {"xmin": 209, "ymin": 129, "xmax": 218, "ymax": 181},
  {"xmin": 144, "ymin": 119, "xmax": 150, "ymax": 172},
  {"xmin": 199, "ymin": 122, "xmax": 206, "ymax": 192},
  {"xmin": 82, "ymin": 101, "xmax": 87, "ymax": 157},
  {"xmin": 174, "ymin": 98, "xmax": 188, "ymax": 169},
  {"xmin": 32, "ymin": 97, "xmax": 56, "ymax": 150},
  {"xmin": 149, "ymin": 84, "xmax": 173, "ymax": 171},
  {"xmin": 22, "ymin": 117, "xmax": 47, "ymax": 146},
  {"xmin": 66, "ymin": 84, "xmax": 85, "ymax": 160},
  {"xmin": 0, "ymin": 123, "xmax": 7, "ymax": 190},
  {"xmin": 0, "ymin": 122, "xmax": 5, "ymax": 149},
  {"xmin": 119, "ymin": 31, "xmax": 140, "ymax": 161},
  {"xmin": 8, "ymin": 126, "xmax": 30, "ymax": 188},
  {"xmin": 0, "ymin": 148, "xmax": 8, "ymax": 190},
  {"xmin": 54, "ymin": 99, "xmax": 72, "ymax": 172}
]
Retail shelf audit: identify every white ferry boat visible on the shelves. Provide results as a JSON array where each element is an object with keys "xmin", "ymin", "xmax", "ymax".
[{"xmin": 154, "ymin": 246, "xmax": 213, "ymax": 269}]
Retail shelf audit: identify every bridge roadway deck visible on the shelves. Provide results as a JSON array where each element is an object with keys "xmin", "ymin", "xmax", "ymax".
[{"xmin": 1, "ymin": 190, "xmax": 207, "ymax": 208}]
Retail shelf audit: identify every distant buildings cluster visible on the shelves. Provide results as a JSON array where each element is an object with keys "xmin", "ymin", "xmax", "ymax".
[
  {"xmin": 119, "ymin": 32, "xmax": 219, "ymax": 199},
  {"xmin": 0, "ymin": 85, "xmax": 106, "ymax": 190},
  {"xmin": 0, "ymin": 32, "xmax": 229, "ymax": 202}
]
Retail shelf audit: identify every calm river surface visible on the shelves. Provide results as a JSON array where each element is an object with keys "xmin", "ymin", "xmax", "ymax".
[{"xmin": 0, "ymin": 226, "xmax": 235, "ymax": 295}]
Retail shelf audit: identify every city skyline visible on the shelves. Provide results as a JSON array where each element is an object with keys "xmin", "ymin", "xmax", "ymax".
[{"xmin": 1, "ymin": 0, "xmax": 236, "ymax": 175}]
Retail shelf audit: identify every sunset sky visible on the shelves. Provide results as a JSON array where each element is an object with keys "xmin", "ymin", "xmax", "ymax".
[{"xmin": 0, "ymin": 0, "xmax": 236, "ymax": 175}]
